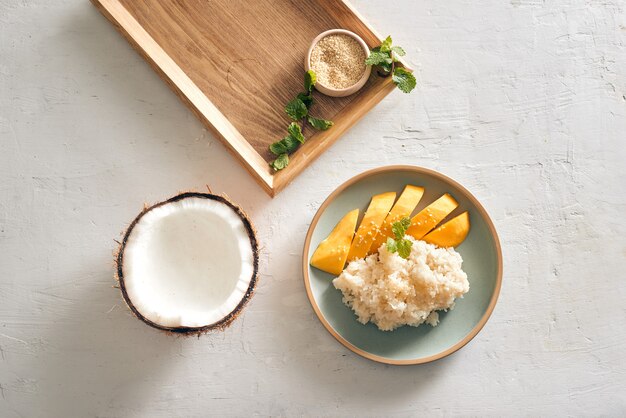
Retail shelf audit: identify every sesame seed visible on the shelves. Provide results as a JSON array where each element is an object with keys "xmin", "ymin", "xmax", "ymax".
[{"xmin": 310, "ymin": 34, "xmax": 367, "ymax": 89}]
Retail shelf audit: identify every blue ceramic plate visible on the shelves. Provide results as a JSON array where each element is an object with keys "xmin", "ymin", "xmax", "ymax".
[{"xmin": 302, "ymin": 166, "xmax": 502, "ymax": 365}]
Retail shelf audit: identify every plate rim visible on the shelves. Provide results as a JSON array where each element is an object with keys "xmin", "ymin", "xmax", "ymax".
[{"xmin": 301, "ymin": 165, "xmax": 503, "ymax": 365}]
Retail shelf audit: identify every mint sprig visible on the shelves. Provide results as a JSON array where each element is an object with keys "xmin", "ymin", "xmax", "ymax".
[
  {"xmin": 366, "ymin": 36, "xmax": 416, "ymax": 93},
  {"xmin": 269, "ymin": 70, "xmax": 334, "ymax": 171},
  {"xmin": 386, "ymin": 217, "xmax": 413, "ymax": 259}
]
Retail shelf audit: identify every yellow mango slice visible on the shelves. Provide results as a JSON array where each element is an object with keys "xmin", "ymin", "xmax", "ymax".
[
  {"xmin": 368, "ymin": 185, "xmax": 425, "ymax": 254},
  {"xmin": 423, "ymin": 211, "xmax": 470, "ymax": 248},
  {"xmin": 406, "ymin": 193, "xmax": 459, "ymax": 239},
  {"xmin": 310, "ymin": 209, "xmax": 359, "ymax": 275},
  {"xmin": 346, "ymin": 192, "xmax": 396, "ymax": 262}
]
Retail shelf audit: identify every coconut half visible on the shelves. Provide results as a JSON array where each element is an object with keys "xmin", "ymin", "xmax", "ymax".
[{"xmin": 116, "ymin": 192, "xmax": 259, "ymax": 333}]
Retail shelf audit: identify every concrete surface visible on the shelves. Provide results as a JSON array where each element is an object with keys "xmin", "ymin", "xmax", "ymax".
[{"xmin": 1, "ymin": 0, "xmax": 625, "ymax": 416}]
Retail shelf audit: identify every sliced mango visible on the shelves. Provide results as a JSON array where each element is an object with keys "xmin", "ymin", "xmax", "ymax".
[
  {"xmin": 310, "ymin": 209, "xmax": 359, "ymax": 275},
  {"xmin": 423, "ymin": 211, "xmax": 470, "ymax": 248},
  {"xmin": 368, "ymin": 185, "xmax": 424, "ymax": 254},
  {"xmin": 346, "ymin": 192, "xmax": 396, "ymax": 262},
  {"xmin": 406, "ymin": 193, "xmax": 458, "ymax": 239}
]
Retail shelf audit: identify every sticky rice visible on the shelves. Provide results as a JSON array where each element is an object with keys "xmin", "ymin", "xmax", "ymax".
[{"xmin": 333, "ymin": 237, "xmax": 469, "ymax": 331}]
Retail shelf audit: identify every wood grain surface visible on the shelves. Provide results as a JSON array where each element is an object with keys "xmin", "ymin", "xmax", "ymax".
[{"xmin": 92, "ymin": 0, "xmax": 400, "ymax": 196}]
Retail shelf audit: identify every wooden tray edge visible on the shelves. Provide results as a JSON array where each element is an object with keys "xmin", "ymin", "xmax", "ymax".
[{"xmin": 91, "ymin": 0, "xmax": 275, "ymax": 195}]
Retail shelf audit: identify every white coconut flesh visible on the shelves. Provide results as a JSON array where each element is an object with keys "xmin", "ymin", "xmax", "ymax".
[{"xmin": 121, "ymin": 196, "xmax": 255, "ymax": 329}]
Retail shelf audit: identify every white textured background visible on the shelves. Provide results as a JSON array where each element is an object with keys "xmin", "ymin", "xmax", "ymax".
[{"xmin": 1, "ymin": 0, "xmax": 625, "ymax": 416}]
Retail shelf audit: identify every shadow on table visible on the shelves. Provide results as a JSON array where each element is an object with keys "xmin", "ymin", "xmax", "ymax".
[
  {"xmin": 268, "ymin": 278, "xmax": 460, "ymax": 403},
  {"xmin": 34, "ymin": 259, "xmax": 183, "ymax": 418}
]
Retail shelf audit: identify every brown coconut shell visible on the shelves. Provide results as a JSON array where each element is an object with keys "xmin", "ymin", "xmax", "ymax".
[{"xmin": 115, "ymin": 192, "xmax": 259, "ymax": 335}]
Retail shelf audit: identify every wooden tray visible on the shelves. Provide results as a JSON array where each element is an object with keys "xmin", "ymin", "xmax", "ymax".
[{"xmin": 92, "ymin": 0, "xmax": 400, "ymax": 196}]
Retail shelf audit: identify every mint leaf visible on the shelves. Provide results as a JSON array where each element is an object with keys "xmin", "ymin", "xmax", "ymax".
[
  {"xmin": 270, "ymin": 135, "xmax": 299, "ymax": 155},
  {"xmin": 297, "ymin": 92, "xmax": 313, "ymax": 109},
  {"xmin": 270, "ymin": 153, "xmax": 289, "ymax": 171},
  {"xmin": 285, "ymin": 98, "xmax": 308, "ymax": 120},
  {"xmin": 365, "ymin": 50, "xmax": 392, "ymax": 66},
  {"xmin": 282, "ymin": 135, "xmax": 300, "ymax": 152},
  {"xmin": 399, "ymin": 216, "xmax": 411, "ymax": 231},
  {"xmin": 391, "ymin": 217, "xmax": 411, "ymax": 239},
  {"xmin": 379, "ymin": 62, "xmax": 392, "ymax": 74},
  {"xmin": 307, "ymin": 116, "xmax": 333, "ymax": 130},
  {"xmin": 396, "ymin": 239, "xmax": 412, "ymax": 259},
  {"xmin": 269, "ymin": 141, "xmax": 288, "ymax": 155},
  {"xmin": 304, "ymin": 70, "xmax": 316, "ymax": 93},
  {"xmin": 391, "ymin": 46, "xmax": 406, "ymax": 57},
  {"xmin": 387, "ymin": 218, "xmax": 413, "ymax": 259},
  {"xmin": 392, "ymin": 68, "xmax": 416, "ymax": 93},
  {"xmin": 380, "ymin": 35, "xmax": 393, "ymax": 53},
  {"xmin": 287, "ymin": 122, "xmax": 305, "ymax": 144}
]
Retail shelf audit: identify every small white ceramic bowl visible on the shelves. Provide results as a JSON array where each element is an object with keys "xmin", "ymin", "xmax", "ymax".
[{"xmin": 305, "ymin": 29, "xmax": 371, "ymax": 98}]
